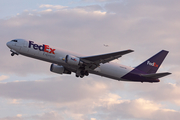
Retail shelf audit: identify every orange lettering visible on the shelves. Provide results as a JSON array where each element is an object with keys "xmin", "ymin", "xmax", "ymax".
[{"xmin": 44, "ymin": 45, "xmax": 49, "ymax": 53}]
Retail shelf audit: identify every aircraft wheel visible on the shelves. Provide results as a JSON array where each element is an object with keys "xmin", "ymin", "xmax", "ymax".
[
  {"xmin": 11, "ymin": 53, "xmax": 15, "ymax": 56},
  {"xmin": 84, "ymin": 71, "xmax": 89, "ymax": 76},
  {"xmin": 80, "ymin": 71, "xmax": 85, "ymax": 76},
  {"xmin": 76, "ymin": 75, "xmax": 79, "ymax": 77}
]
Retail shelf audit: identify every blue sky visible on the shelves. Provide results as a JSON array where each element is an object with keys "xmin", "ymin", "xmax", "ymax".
[{"xmin": 0, "ymin": 0, "xmax": 180, "ymax": 120}]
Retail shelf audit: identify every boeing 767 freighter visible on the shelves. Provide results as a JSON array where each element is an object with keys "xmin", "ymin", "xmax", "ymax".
[{"xmin": 6, "ymin": 39, "xmax": 171, "ymax": 83}]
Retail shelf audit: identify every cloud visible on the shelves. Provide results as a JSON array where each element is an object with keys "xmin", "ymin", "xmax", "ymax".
[
  {"xmin": 16, "ymin": 114, "xmax": 22, "ymax": 117},
  {"xmin": 0, "ymin": 112, "xmax": 63, "ymax": 120},
  {"xmin": 10, "ymin": 99, "xmax": 20, "ymax": 104},
  {"xmin": 31, "ymin": 111, "xmax": 64, "ymax": 120},
  {"xmin": 76, "ymin": 4, "xmax": 103, "ymax": 12},
  {"xmin": 0, "ymin": 77, "xmax": 179, "ymax": 120},
  {"xmin": 0, "ymin": 76, "xmax": 109, "ymax": 103},
  {"xmin": 137, "ymin": 83, "xmax": 180, "ymax": 105},
  {"xmin": 0, "ymin": 116, "xmax": 17, "ymax": 120},
  {"xmin": 0, "ymin": 75, "xmax": 9, "ymax": 81},
  {"xmin": 95, "ymin": 98, "xmax": 180, "ymax": 120},
  {"xmin": 39, "ymin": 4, "xmax": 68, "ymax": 10},
  {"xmin": 43, "ymin": 9, "xmax": 52, "ymax": 12}
]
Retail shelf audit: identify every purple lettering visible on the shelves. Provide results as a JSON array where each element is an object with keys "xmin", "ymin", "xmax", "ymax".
[
  {"xmin": 39, "ymin": 45, "xmax": 44, "ymax": 51},
  {"xmin": 29, "ymin": 41, "xmax": 34, "ymax": 48},
  {"xmin": 33, "ymin": 44, "xmax": 38, "ymax": 50}
]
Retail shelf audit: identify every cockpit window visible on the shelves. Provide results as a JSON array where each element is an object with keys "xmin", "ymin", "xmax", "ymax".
[{"xmin": 11, "ymin": 40, "xmax": 18, "ymax": 42}]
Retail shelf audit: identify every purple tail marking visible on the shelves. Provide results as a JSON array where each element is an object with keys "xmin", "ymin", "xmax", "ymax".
[{"xmin": 135, "ymin": 50, "xmax": 169, "ymax": 74}]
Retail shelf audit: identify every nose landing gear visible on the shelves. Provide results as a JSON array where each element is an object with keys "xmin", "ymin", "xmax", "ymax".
[
  {"xmin": 11, "ymin": 53, "xmax": 15, "ymax": 56},
  {"xmin": 10, "ymin": 50, "xmax": 19, "ymax": 56}
]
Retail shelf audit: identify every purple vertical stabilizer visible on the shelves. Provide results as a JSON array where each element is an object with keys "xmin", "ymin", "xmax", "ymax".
[{"xmin": 135, "ymin": 50, "xmax": 169, "ymax": 74}]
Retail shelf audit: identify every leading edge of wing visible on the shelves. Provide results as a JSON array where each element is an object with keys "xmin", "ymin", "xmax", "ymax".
[{"xmin": 80, "ymin": 49, "xmax": 134, "ymax": 64}]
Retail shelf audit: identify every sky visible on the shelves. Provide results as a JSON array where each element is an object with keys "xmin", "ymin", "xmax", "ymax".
[{"xmin": 0, "ymin": 0, "xmax": 180, "ymax": 120}]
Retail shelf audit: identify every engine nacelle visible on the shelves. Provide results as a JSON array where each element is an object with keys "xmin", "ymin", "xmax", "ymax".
[
  {"xmin": 65, "ymin": 55, "xmax": 82, "ymax": 66},
  {"xmin": 50, "ymin": 64, "xmax": 71, "ymax": 74}
]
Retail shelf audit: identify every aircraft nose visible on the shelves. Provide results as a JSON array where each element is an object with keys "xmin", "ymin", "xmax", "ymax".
[{"xmin": 6, "ymin": 41, "xmax": 11, "ymax": 48}]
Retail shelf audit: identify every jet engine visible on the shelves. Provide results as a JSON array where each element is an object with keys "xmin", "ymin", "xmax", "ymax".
[
  {"xmin": 50, "ymin": 64, "xmax": 71, "ymax": 74},
  {"xmin": 65, "ymin": 55, "xmax": 83, "ymax": 66}
]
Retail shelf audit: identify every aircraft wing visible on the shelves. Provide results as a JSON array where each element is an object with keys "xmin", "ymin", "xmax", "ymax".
[{"xmin": 80, "ymin": 49, "xmax": 134, "ymax": 69}]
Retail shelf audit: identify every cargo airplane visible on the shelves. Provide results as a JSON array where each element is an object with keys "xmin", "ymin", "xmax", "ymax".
[{"xmin": 6, "ymin": 39, "xmax": 171, "ymax": 83}]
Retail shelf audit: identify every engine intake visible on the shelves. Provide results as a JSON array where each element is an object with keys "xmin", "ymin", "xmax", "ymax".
[{"xmin": 50, "ymin": 64, "xmax": 71, "ymax": 74}]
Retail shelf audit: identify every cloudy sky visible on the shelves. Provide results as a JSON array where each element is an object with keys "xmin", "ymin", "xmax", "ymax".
[{"xmin": 0, "ymin": 0, "xmax": 180, "ymax": 120}]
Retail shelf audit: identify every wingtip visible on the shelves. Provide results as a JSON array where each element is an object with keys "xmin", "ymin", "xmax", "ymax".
[
  {"xmin": 128, "ymin": 49, "xmax": 134, "ymax": 52},
  {"xmin": 167, "ymin": 72, "xmax": 172, "ymax": 75}
]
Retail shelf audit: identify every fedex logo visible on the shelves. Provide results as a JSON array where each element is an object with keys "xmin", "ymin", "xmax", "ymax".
[
  {"xmin": 29, "ymin": 41, "xmax": 56, "ymax": 54},
  {"xmin": 71, "ymin": 58, "xmax": 77, "ymax": 61},
  {"xmin": 147, "ymin": 61, "xmax": 158, "ymax": 67}
]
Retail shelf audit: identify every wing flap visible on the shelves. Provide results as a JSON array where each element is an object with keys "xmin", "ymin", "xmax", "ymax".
[{"xmin": 141, "ymin": 72, "xmax": 171, "ymax": 79}]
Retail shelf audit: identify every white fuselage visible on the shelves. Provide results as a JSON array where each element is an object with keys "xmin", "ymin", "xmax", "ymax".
[{"xmin": 7, "ymin": 39, "xmax": 134, "ymax": 81}]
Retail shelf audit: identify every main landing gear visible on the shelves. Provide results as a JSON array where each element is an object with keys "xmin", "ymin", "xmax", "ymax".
[{"xmin": 76, "ymin": 68, "xmax": 89, "ymax": 78}]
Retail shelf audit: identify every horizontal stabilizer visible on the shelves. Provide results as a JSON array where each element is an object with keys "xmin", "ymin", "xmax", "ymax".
[{"xmin": 141, "ymin": 72, "xmax": 171, "ymax": 79}]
